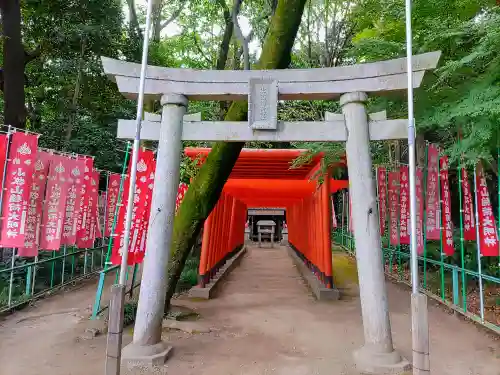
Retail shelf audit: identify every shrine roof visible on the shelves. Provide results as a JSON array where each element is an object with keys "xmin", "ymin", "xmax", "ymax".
[{"xmin": 184, "ymin": 147, "xmax": 343, "ymax": 180}]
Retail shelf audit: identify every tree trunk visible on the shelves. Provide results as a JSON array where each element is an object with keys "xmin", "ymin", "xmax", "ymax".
[
  {"xmin": 65, "ymin": 39, "xmax": 86, "ymax": 147},
  {"xmin": 0, "ymin": 0, "xmax": 26, "ymax": 128},
  {"xmin": 416, "ymin": 133, "xmax": 426, "ymax": 167},
  {"xmin": 215, "ymin": 0, "xmax": 234, "ymax": 70},
  {"xmin": 152, "ymin": 0, "xmax": 164, "ymax": 43},
  {"xmin": 164, "ymin": 0, "xmax": 308, "ymax": 313}
]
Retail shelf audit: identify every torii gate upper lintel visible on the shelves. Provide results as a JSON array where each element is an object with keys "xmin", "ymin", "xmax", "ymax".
[
  {"xmin": 101, "ymin": 51, "xmax": 440, "ymax": 101},
  {"xmin": 105, "ymin": 52, "xmax": 441, "ymax": 373}
]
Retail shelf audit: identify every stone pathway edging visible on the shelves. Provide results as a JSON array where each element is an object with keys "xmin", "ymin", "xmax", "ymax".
[
  {"xmin": 286, "ymin": 246, "xmax": 340, "ymax": 301},
  {"xmin": 188, "ymin": 246, "xmax": 247, "ymax": 299}
]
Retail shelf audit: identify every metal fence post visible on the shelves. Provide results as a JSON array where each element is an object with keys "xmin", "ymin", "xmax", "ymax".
[
  {"xmin": 8, "ymin": 249, "xmax": 16, "ymax": 307},
  {"xmin": 452, "ymin": 266, "xmax": 459, "ymax": 306}
]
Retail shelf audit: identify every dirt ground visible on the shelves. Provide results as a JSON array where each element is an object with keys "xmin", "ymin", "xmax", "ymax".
[{"xmin": 0, "ymin": 246, "xmax": 498, "ymax": 375}]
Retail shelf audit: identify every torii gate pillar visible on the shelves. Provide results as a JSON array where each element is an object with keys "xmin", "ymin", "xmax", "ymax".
[
  {"xmin": 341, "ymin": 92, "xmax": 410, "ymax": 373},
  {"xmin": 121, "ymin": 94, "xmax": 187, "ymax": 366}
]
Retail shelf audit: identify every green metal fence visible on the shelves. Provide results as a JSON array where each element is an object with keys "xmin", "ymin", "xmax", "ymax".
[
  {"xmin": 0, "ymin": 244, "xmax": 107, "ymax": 313},
  {"xmin": 333, "ymin": 209, "xmax": 500, "ymax": 334},
  {"xmin": 331, "ymin": 143, "xmax": 499, "ymax": 332}
]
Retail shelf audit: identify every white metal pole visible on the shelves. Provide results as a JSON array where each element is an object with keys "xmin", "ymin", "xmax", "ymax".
[
  {"xmin": 405, "ymin": 0, "xmax": 419, "ymax": 293},
  {"xmin": 406, "ymin": 2, "xmax": 431, "ymax": 374},
  {"xmin": 118, "ymin": 0, "xmax": 156, "ymax": 286},
  {"xmin": 472, "ymin": 165, "xmax": 485, "ymax": 322}
]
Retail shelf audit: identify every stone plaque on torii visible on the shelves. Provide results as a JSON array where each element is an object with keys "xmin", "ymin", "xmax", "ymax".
[{"xmin": 102, "ymin": 51, "xmax": 440, "ymax": 373}]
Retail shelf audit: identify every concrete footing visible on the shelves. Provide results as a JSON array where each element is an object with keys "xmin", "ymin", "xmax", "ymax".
[
  {"xmin": 286, "ymin": 246, "xmax": 340, "ymax": 301},
  {"xmin": 353, "ymin": 345, "xmax": 411, "ymax": 374},
  {"xmin": 189, "ymin": 246, "xmax": 247, "ymax": 299},
  {"xmin": 121, "ymin": 341, "xmax": 173, "ymax": 368}
]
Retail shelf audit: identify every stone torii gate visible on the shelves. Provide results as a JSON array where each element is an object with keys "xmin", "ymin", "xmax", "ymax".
[{"xmin": 102, "ymin": 51, "xmax": 440, "ymax": 373}]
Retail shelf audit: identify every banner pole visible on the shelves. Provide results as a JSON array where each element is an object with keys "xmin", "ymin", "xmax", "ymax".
[
  {"xmin": 1, "ymin": 126, "xmax": 13, "ymax": 306},
  {"xmin": 0, "ymin": 125, "xmax": 12, "ymax": 217},
  {"xmin": 103, "ymin": 172, "xmax": 109, "ymax": 251},
  {"xmin": 118, "ymin": 0, "xmax": 155, "ymax": 286},
  {"xmin": 422, "ymin": 143, "xmax": 429, "ymax": 288},
  {"xmin": 405, "ymin": 0, "xmax": 431, "ymax": 372},
  {"xmin": 396, "ymin": 163, "xmax": 403, "ymax": 280},
  {"xmin": 91, "ymin": 146, "xmax": 130, "ymax": 319},
  {"xmin": 104, "ymin": 143, "xmax": 130, "ymax": 269},
  {"xmin": 457, "ymin": 135, "xmax": 468, "ymax": 310},
  {"xmin": 438, "ymin": 152, "xmax": 445, "ymax": 301},
  {"xmin": 472, "ymin": 164, "xmax": 485, "ymax": 322},
  {"xmin": 106, "ymin": 0, "xmax": 156, "ymax": 373},
  {"xmin": 405, "ymin": 0, "xmax": 418, "ymax": 296}
]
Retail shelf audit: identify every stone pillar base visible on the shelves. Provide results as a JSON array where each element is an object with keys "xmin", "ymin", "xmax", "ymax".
[
  {"xmin": 353, "ymin": 345, "xmax": 411, "ymax": 374},
  {"xmin": 121, "ymin": 341, "xmax": 173, "ymax": 369}
]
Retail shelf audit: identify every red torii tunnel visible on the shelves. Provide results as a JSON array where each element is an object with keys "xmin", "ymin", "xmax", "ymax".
[{"xmin": 185, "ymin": 148, "xmax": 348, "ymax": 290}]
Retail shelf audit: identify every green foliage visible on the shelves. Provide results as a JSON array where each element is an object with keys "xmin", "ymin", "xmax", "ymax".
[
  {"xmin": 0, "ymin": 0, "xmax": 138, "ymax": 172},
  {"xmin": 123, "ymin": 300, "xmax": 139, "ymax": 327},
  {"xmin": 349, "ymin": 1, "xmax": 500, "ymax": 167},
  {"xmin": 179, "ymin": 257, "xmax": 199, "ymax": 288}
]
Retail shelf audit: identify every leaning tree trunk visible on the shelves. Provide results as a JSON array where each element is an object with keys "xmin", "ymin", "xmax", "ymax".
[
  {"xmin": 164, "ymin": 0, "xmax": 308, "ymax": 313},
  {"xmin": 0, "ymin": 0, "xmax": 26, "ymax": 128}
]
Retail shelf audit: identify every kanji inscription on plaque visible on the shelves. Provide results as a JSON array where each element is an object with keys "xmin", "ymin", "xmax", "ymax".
[{"xmin": 248, "ymin": 78, "xmax": 278, "ymax": 130}]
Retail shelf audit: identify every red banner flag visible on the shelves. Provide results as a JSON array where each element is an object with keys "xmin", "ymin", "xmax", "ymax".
[
  {"xmin": 61, "ymin": 159, "xmax": 86, "ymax": 246},
  {"xmin": 377, "ymin": 167, "xmax": 387, "ymax": 235},
  {"xmin": 110, "ymin": 150, "xmax": 155, "ymax": 265},
  {"xmin": 110, "ymin": 174, "xmax": 129, "ymax": 265},
  {"xmin": 39, "ymin": 155, "xmax": 71, "ymax": 250},
  {"xmin": 132, "ymin": 164, "xmax": 156, "ymax": 265},
  {"xmin": 399, "ymin": 166, "xmax": 410, "ymax": 244},
  {"xmin": 76, "ymin": 157, "xmax": 94, "ymax": 248},
  {"xmin": 388, "ymin": 172, "xmax": 400, "ymax": 246},
  {"xmin": 0, "ymin": 134, "xmax": 9, "ymax": 187},
  {"xmin": 440, "ymin": 156, "xmax": 454, "ymax": 255},
  {"xmin": 476, "ymin": 164, "xmax": 499, "ymax": 256},
  {"xmin": 87, "ymin": 170, "xmax": 100, "ymax": 243},
  {"xmin": 18, "ymin": 152, "xmax": 51, "ymax": 257},
  {"xmin": 77, "ymin": 169, "xmax": 99, "ymax": 249},
  {"xmin": 0, "ymin": 133, "xmax": 39, "ymax": 247},
  {"xmin": 426, "ymin": 145, "xmax": 440, "ymax": 240},
  {"xmin": 416, "ymin": 168, "xmax": 424, "ymax": 255},
  {"xmin": 461, "ymin": 168, "xmax": 476, "ymax": 241},
  {"xmin": 105, "ymin": 173, "xmax": 122, "ymax": 236}
]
